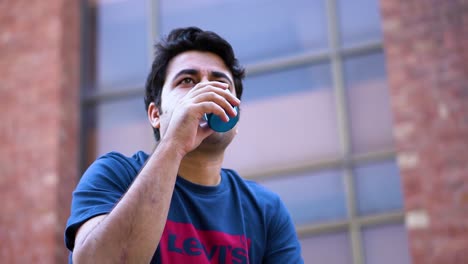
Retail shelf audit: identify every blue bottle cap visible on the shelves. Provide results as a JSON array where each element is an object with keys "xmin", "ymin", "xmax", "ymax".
[{"xmin": 206, "ymin": 106, "xmax": 239, "ymax": 132}]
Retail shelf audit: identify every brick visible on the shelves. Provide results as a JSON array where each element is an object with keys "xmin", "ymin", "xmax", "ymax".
[
  {"xmin": 381, "ymin": 0, "xmax": 468, "ymax": 263},
  {"xmin": 0, "ymin": 0, "xmax": 80, "ymax": 263}
]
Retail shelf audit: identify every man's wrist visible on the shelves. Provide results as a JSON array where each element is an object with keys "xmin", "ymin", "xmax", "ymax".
[{"xmin": 154, "ymin": 138, "xmax": 186, "ymax": 162}]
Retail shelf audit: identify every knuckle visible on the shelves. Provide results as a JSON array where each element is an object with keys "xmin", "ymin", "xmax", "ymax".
[
  {"xmin": 209, "ymin": 102, "xmax": 218, "ymax": 108},
  {"xmin": 208, "ymin": 91, "xmax": 218, "ymax": 98}
]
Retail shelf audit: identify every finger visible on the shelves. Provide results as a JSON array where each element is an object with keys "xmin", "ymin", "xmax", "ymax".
[
  {"xmin": 191, "ymin": 92, "xmax": 238, "ymax": 117},
  {"xmin": 190, "ymin": 81, "xmax": 229, "ymax": 93},
  {"xmin": 219, "ymin": 87, "xmax": 241, "ymax": 107},
  {"xmin": 195, "ymin": 101, "xmax": 230, "ymax": 122},
  {"xmin": 189, "ymin": 85, "xmax": 240, "ymax": 107},
  {"xmin": 197, "ymin": 123, "xmax": 215, "ymax": 138}
]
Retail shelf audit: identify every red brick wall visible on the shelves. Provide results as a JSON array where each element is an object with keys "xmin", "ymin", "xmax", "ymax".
[
  {"xmin": 381, "ymin": 0, "xmax": 468, "ymax": 263},
  {"xmin": 0, "ymin": 1, "xmax": 80, "ymax": 263}
]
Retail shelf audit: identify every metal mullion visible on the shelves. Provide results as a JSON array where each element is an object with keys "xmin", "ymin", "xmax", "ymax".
[
  {"xmin": 326, "ymin": 0, "xmax": 363, "ymax": 264},
  {"xmin": 296, "ymin": 220, "xmax": 349, "ymax": 238},
  {"xmin": 234, "ymin": 41, "xmax": 383, "ymax": 80},
  {"xmin": 78, "ymin": 1, "xmax": 87, "ymax": 175},
  {"xmin": 82, "ymin": 85, "xmax": 145, "ymax": 105},
  {"xmin": 79, "ymin": 1, "xmax": 96, "ymax": 174},
  {"xmin": 340, "ymin": 41, "xmax": 383, "ymax": 57},
  {"xmin": 147, "ymin": 0, "xmax": 159, "ymax": 62},
  {"xmin": 245, "ymin": 50, "xmax": 329, "ymax": 76},
  {"xmin": 327, "ymin": 0, "xmax": 350, "ymax": 159},
  {"xmin": 349, "ymin": 221, "xmax": 363, "ymax": 264},
  {"xmin": 345, "ymin": 155, "xmax": 400, "ymax": 254},
  {"xmin": 295, "ymin": 211, "xmax": 405, "ymax": 239},
  {"xmin": 344, "ymin": 166, "xmax": 363, "ymax": 264},
  {"xmin": 244, "ymin": 156, "xmax": 345, "ymax": 181},
  {"xmin": 357, "ymin": 211, "xmax": 405, "ymax": 227},
  {"xmin": 243, "ymin": 148, "xmax": 395, "ymax": 180},
  {"xmin": 351, "ymin": 148, "xmax": 396, "ymax": 164}
]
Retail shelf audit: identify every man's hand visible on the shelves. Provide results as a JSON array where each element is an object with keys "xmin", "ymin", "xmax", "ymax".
[{"xmin": 161, "ymin": 81, "xmax": 240, "ymax": 156}]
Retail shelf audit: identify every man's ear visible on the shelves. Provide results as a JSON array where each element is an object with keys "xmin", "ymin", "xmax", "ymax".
[{"xmin": 148, "ymin": 102, "xmax": 161, "ymax": 129}]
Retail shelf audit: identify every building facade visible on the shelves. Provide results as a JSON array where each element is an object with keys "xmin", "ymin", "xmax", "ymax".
[{"xmin": 1, "ymin": 0, "xmax": 467, "ymax": 263}]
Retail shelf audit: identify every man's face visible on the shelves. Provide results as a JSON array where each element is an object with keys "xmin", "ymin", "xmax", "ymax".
[{"xmin": 157, "ymin": 50, "xmax": 238, "ymax": 150}]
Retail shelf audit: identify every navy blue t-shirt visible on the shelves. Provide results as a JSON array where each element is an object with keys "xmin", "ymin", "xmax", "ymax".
[{"xmin": 65, "ymin": 151, "xmax": 303, "ymax": 263}]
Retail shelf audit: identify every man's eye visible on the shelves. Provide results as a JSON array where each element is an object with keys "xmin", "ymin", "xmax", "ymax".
[{"xmin": 180, "ymin": 78, "xmax": 194, "ymax": 84}]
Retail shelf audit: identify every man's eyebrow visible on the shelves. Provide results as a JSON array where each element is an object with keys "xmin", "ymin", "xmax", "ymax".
[
  {"xmin": 172, "ymin": 69, "xmax": 199, "ymax": 81},
  {"xmin": 171, "ymin": 69, "xmax": 233, "ymax": 86}
]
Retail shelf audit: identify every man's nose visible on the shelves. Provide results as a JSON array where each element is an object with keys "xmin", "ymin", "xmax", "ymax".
[{"xmin": 200, "ymin": 76, "xmax": 210, "ymax": 83}]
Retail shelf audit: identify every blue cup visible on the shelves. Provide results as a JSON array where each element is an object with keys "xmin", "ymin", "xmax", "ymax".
[{"xmin": 204, "ymin": 106, "xmax": 239, "ymax": 132}]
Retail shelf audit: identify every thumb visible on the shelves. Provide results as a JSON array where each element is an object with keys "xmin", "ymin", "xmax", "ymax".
[{"xmin": 197, "ymin": 125, "xmax": 214, "ymax": 142}]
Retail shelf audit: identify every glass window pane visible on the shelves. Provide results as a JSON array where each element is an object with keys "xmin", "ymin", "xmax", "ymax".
[
  {"xmin": 354, "ymin": 160, "xmax": 404, "ymax": 215},
  {"xmin": 243, "ymin": 63, "xmax": 331, "ymax": 102},
  {"xmin": 86, "ymin": 97, "xmax": 154, "ymax": 158},
  {"xmin": 160, "ymin": 0, "xmax": 328, "ymax": 63},
  {"xmin": 343, "ymin": 52, "xmax": 395, "ymax": 153},
  {"xmin": 259, "ymin": 170, "xmax": 347, "ymax": 225},
  {"xmin": 301, "ymin": 232, "xmax": 352, "ymax": 264},
  {"xmin": 88, "ymin": 0, "xmax": 149, "ymax": 92},
  {"xmin": 223, "ymin": 64, "xmax": 340, "ymax": 172},
  {"xmin": 337, "ymin": 0, "xmax": 383, "ymax": 47},
  {"xmin": 362, "ymin": 224, "xmax": 412, "ymax": 264}
]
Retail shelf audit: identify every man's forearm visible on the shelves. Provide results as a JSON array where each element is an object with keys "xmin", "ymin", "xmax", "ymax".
[{"xmin": 73, "ymin": 140, "xmax": 184, "ymax": 263}]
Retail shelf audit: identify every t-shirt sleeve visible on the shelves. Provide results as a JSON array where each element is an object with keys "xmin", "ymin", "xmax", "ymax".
[
  {"xmin": 64, "ymin": 152, "xmax": 136, "ymax": 251},
  {"xmin": 263, "ymin": 197, "xmax": 304, "ymax": 264}
]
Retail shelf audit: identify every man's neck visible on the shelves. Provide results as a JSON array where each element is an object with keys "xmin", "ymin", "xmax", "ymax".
[{"xmin": 178, "ymin": 150, "xmax": 224, "ymax": 186}]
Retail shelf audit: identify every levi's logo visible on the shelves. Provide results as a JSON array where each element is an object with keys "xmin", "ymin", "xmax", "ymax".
[{"xmin": 160, "ymin": 221, "xmax": 250, "ymax": 264}]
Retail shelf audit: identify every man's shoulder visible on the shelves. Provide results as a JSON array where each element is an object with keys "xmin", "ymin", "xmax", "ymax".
[
  {"xmin": 80, "ymin": 151, "xmax": 149, "ymax": 186},
  {"xmin": 98, "ymin": 150, "xmax": 149, "ymax": 165},
  {"xmin": 93, "ymin": 151, "xmax": 149, "ymax": 172}
]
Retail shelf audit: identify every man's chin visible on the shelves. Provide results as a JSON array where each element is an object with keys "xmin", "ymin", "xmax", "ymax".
[{"xmin": 199, "ymin": 130, "xmax": 235, "ymax": 150}]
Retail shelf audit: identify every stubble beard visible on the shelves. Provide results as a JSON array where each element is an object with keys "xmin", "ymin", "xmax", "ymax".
[{"xmin": 197, "ymin": 129, "xmax": 236, "ymax": 154}]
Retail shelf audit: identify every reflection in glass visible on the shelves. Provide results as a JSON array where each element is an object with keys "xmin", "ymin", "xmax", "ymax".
[
  {"xmin": 337, "ymin": 0, "xmax": 383, "ymax": 47},
  {"xmin": 362, "ymin": 224, "xmax": 411, "ymax": 264},
  {"xmin": 160, "ymin": 0, "xmax": 328, "ymax": 63},
  {"xmin": 301, "ymin": 232, "xmax": 352, "ymax": 264},
  {"xmin": 260, "ymin": 170, "xmax": 347, "ymax": 225},
  {"xmin": 354, "ymin": 160, "xmax": 404, "ymax": 215},
  {"xmin": 223, "ymin": 63, "xmax": 340, "ymax": 172},
  {"xmin": 91, "ymin": 0, "xmax": 149, "ymax": 91},
  {"xmin": 343, "ymin": 52, "xmax": 394, "ymax": 153},
  {"xmin": 92, "ymin": 97, "xmax": 154, "ymax": 157}
]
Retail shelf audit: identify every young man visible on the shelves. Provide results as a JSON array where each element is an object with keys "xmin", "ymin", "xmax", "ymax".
[{"xmin": 65, "ymin": 27, "xmax": 303, "ymax": 263}]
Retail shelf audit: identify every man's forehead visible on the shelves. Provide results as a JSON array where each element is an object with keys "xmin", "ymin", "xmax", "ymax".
[{"xmin": 166, "ymin": 51, "xmax": 232, "ymax": 78}]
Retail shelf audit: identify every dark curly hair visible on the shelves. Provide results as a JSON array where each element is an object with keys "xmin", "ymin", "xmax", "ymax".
[{"xmin": 144, "ymin": 27, "xmax": 245, "ymax": 141}]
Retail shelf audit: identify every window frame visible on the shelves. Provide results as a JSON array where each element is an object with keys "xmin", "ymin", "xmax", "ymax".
[{"xmin": 79, "ymin": 1, "xmax": 406, "ymax": 263}]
